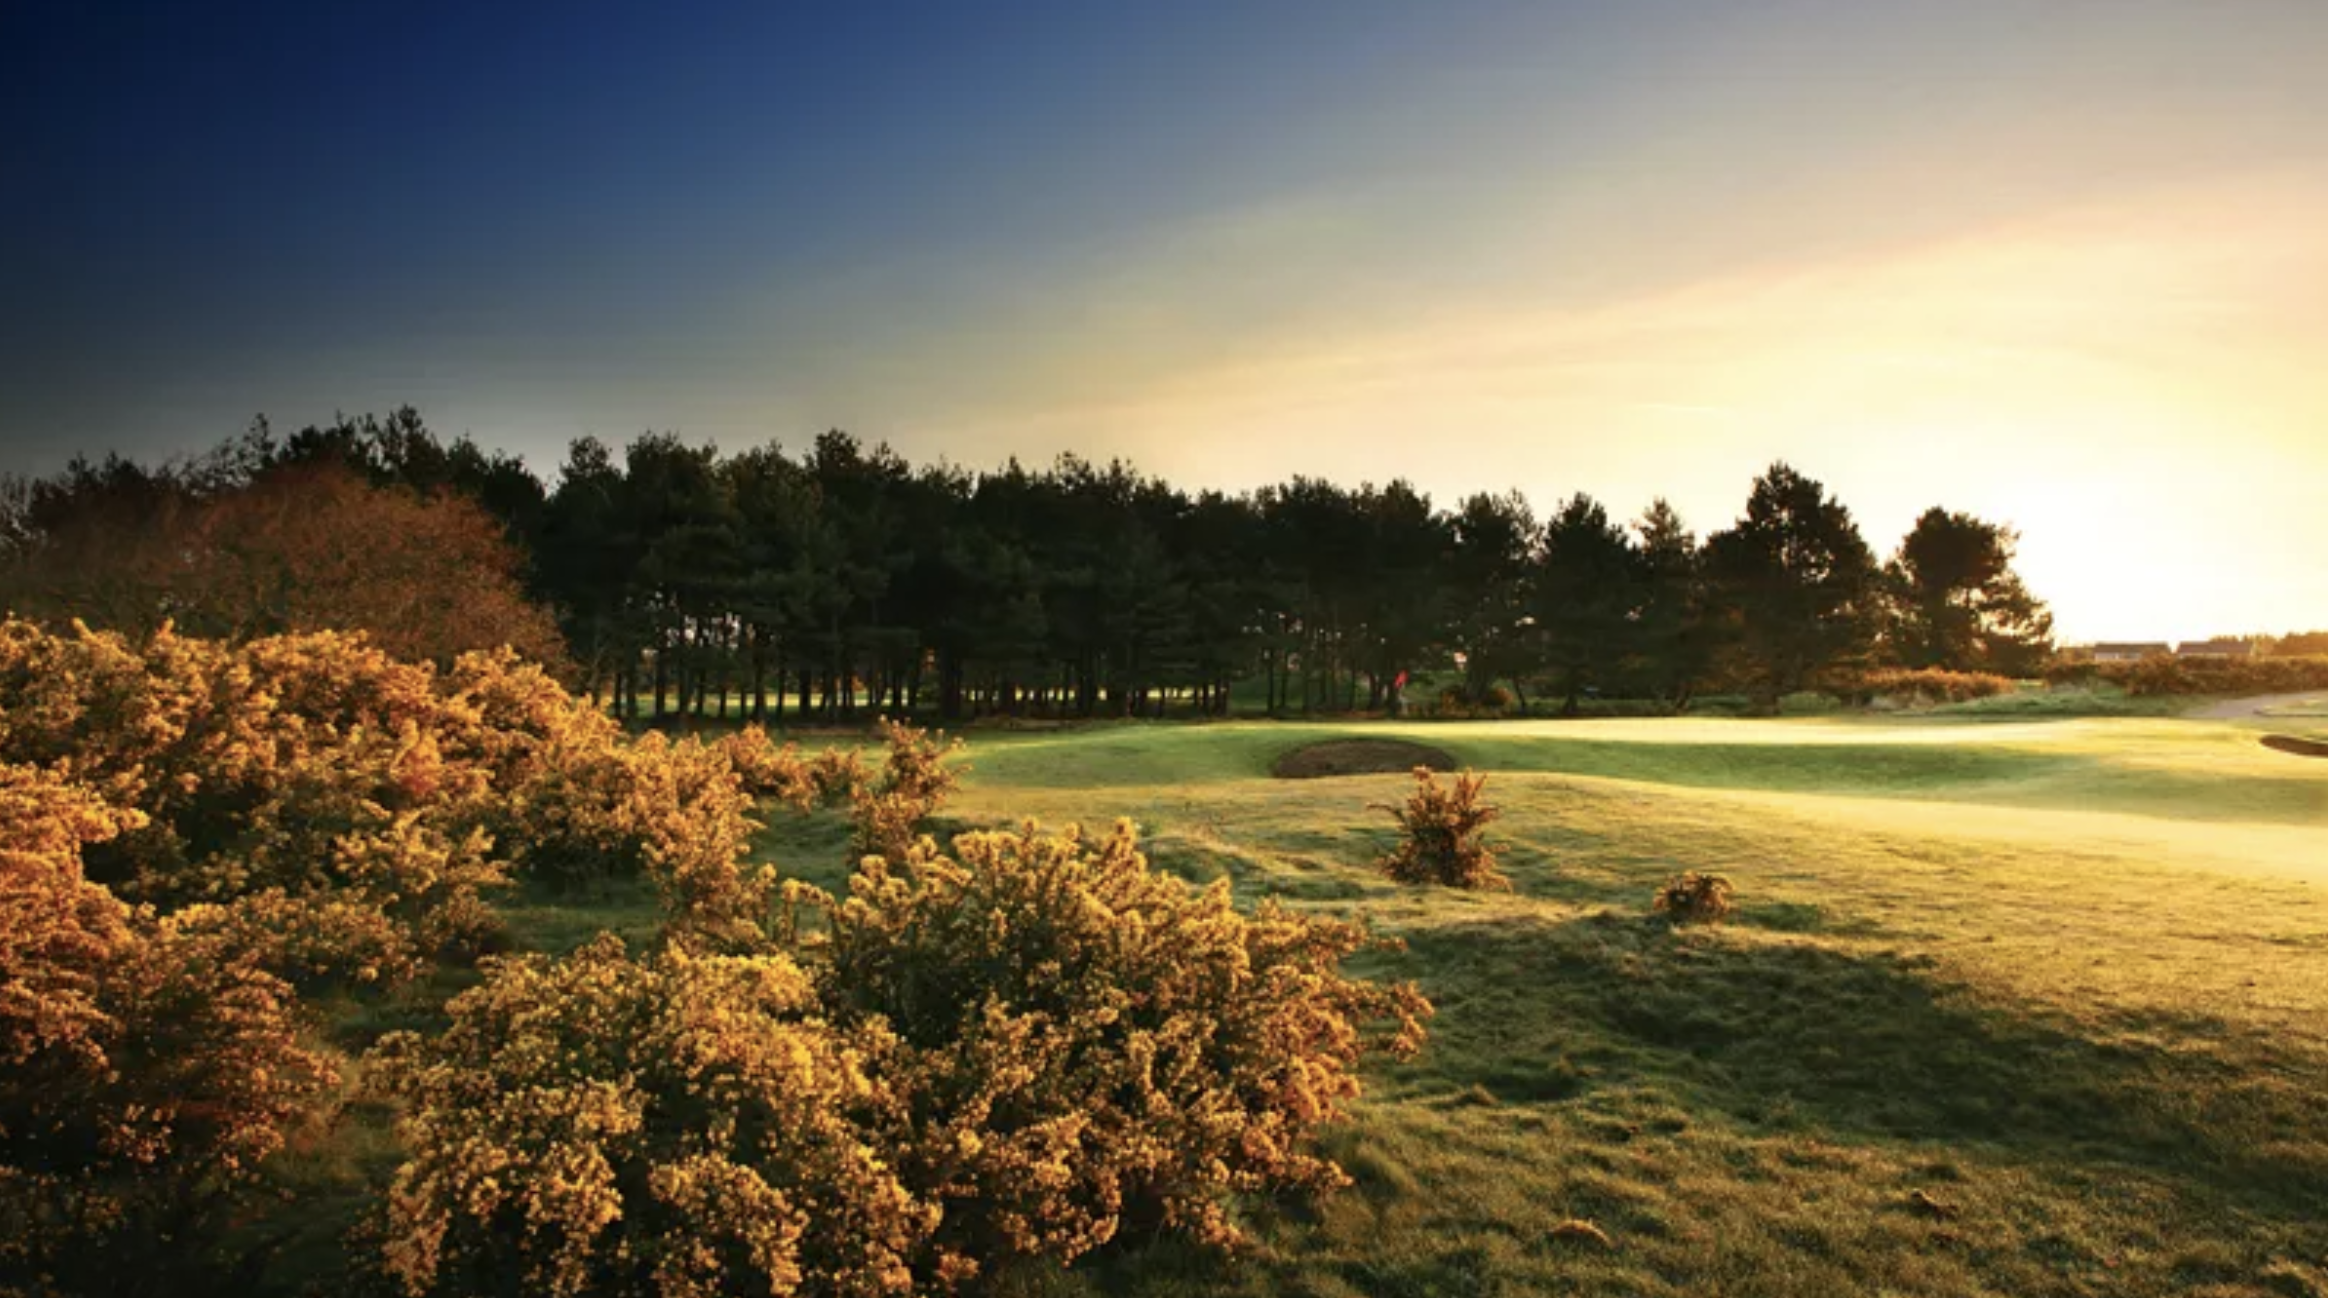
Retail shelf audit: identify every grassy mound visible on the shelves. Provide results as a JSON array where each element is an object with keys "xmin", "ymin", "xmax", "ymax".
[{"xmin": 1271, "ymin": 737, "xmax": 1459, "ymax": 779}]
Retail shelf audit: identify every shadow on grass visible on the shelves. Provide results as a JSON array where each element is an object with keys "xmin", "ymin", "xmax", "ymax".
[{"xmin": 1391, "ymin": 913, "xmax": 2328, "ymax": 1221}]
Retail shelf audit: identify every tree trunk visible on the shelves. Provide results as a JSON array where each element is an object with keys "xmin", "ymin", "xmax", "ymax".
[
  {"xmin": 938, "ymin": 651, "xmax": 964, "ymax": 721},
  {"xmin": 750, "ymin": 632, "xmax": 767, "ymax": 723}
]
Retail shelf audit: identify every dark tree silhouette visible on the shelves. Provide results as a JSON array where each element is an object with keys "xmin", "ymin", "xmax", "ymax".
[
  {"xmin": 1630, "ymin": 498, "xmax": 1711, "ymax": 710},
  {"xmin": 1704, "ymin": 463, "xmax": 1879, "ymax": 708},
  {"xmin": 1445, "ymin": 491, "xmax": 1540, "ymax": 707},
  {"xmin": 9, "ymin": 411, "xmax": 2068, "ymax": 720},
  {"xmin": 1885, "ymin": 507, "xmax": 2054, "ymax": 675},
  {"xmin": 1534, "ymin": 493, "xmax": 1643, "ymax": 715}
]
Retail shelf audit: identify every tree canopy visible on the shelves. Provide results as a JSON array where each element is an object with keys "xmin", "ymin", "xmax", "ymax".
[
  {"xmin": 1703, "ymin": 463, "xmax": 1881, "ymax": 705},
  {"xmin": 1885, "ymin": 507, "xmax": 2054, "ymax": 676},
  {"xmin": 0, "ymin": 439, "xmax": 561, "ymax": 668},
  {"xmin": 4, "ymin": 414, "xmax": 2060, "ymax": 717}
]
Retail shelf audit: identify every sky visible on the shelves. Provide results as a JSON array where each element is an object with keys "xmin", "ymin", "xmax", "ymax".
[{"xmin": 5, "ymin": 0, "xmax": 2324, "ymax": 642}]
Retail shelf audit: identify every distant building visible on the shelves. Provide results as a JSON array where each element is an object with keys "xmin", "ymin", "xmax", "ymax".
[
  {"xmin": 2174, "ymin": 638, "xmax": 2256, "ymax": 660},
  {"xmin": 2088, "ymin": 642, "xmax": 2171, "ymax": 662}
]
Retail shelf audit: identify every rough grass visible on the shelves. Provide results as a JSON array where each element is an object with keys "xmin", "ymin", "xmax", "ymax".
[{"xmin": 257, "ymin": 713, "xmax": 2328, "ymax": 1298}]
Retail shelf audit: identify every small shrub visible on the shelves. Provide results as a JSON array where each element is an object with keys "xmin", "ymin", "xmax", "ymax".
[
  {"xmin": 1428, "ymin": 684, "xmax": 1512, "ymax": 719},
  {"xmin": 1775, "ymin": 690, "xmax": 1844, "ymax": 716},
  {"xmin": 2124, "ymin": 653, "xmax": 2195, "ymax": 698},
  {"xmin": 711, "ymin": 724, "xmax": 859, "ymax": 812},
  {"xmin": 1844, "ymin": 668, "xmax": 2015, "ymax": 707},
  {"xmin": 849, "ymin": 719, "xmax": 965, "ymax": 864},
  {"xmin": 1652, "ymin": 872, "xmax": 1736, "ymax": 925},
  {"xmin": 2040, "ymin": 657, "xmax": 2099, "ymax": 688},
  {"xmin": 1374, "ymin": 768, "xmax": 1509, "ymax": 890}
]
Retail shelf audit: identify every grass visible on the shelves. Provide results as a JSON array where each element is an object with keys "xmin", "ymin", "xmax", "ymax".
[{"xmin": 261, "ymin": 710, "xmax": 2328, "ymax": 1298}]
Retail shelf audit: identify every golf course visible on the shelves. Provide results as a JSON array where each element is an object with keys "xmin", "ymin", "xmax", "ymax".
[{"xmin": 418, "ymin": 702, "xmax": 2328, "ymax": 1298}]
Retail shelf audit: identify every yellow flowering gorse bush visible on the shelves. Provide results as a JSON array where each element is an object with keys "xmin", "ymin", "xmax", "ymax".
[
  {"xmin": 0, "ymin": 761, "xmax": 337, "ymax": 1294},
  {"xmin": 1, "ymin": 618, "xmax": 1431, "ymax": 1293},
  {"xmin": 0, "ymin": 620, "xmax": 513, "ymax": 982},
  {"xmin": 808, "ymin": 821, "xmax": 1433, "ymax": 1269},
  {"xmin": 0, "ymin": 619, "xmax": 817, "ymax": 982},
  {"xmin": 377, "ymin": 817, "xmax": 1432, "ymax": 1295},
  {"xmin": 368, "ymin": 935, "xmax": 933, "ymax": 1298},
  {"xmin": 844, "ymin": 719, "xmax": 964, "ymax": 864},
  {"xmin": 1374, "ymin": 767, "xmax": 1510, "ymax": 891}
]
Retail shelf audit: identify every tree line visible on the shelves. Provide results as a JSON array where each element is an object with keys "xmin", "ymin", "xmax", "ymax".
[{"xmin": 0, "ymin": 407, "xmax": 2059, "ymax": 720}]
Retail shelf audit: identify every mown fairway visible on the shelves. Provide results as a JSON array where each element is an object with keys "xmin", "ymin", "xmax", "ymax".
[
  {"xmin": 836, "ymin": 711, "xmax": 2328, "ymax": 1298},
  {"xmin": 291, "ymin": 709, "xmax": 2328, "ymax": 1298}
]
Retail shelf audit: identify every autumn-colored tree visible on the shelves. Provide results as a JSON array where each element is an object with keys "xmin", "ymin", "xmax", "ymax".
[{"xmin": 1, "ymin": 459, "xmax": 564, "ymax": 669}]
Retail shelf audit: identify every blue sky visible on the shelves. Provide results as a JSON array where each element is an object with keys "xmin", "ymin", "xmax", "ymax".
[{"xmin": 6, "ymin": 0, "xmax": 2326, "ymax": 637}]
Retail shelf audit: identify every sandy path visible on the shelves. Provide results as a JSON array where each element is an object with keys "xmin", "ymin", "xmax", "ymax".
[{"xmin": 2187, "ymin": 691, "xmax": 2328, "ymax": 720}]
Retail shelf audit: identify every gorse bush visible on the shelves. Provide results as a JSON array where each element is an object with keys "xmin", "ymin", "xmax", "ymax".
[
  {"xmin": 847, "ymin": 719, "xmax": 965, "ymax": 864},
  {"xmin": 0, "ymin": 618, "xmax": 830, "ymax": 977},
  {"xmin": 613, "ymin": 732, "xmax": 775, "ymax": 951},
  {"xmin": 710, "ymin": 724, "xmax": 861, "ymax": 810},
  {"xmin": 1375, "ymin": 768, "xmax": 1509, "ymax": 890},
  {"xmin": 2, "ymin": 618, "xmax": 1429, "ymax": 1292},
  {"xmin": 0, "ymin": 622, "xmax": 918, "ymax": 1292},
  {"xmin": 373, "ymin": 821, "xmax": 1432, "ymax": 1295},
  {"xmin": 1652, "ymin": 872, "xmax": 1737, "ymax": 925},
  {"xmin": 0, "ymin": 621, "xmax": 537, "ymax": 982},
  {"xmin": 2096, "ymin": 653, "xmax": 2328, "ymax": 697},
  {"xmin": 1, "ymin": 762, "xmax": 339, "ymax": 1294},
  {"xmin": 2122, "ymin": 654, "xmax": 2197, "ymax": 698},
  {"xmin": 1429, "ymin": 684, "xmax": 1514, "ymax": 719},
  {"xmin": 368, "ymin": 936, "xmax": 930, "ymax": 1298},
  {"xmin": 557, "ymin": 720, "xmax": 968, "ymax": 952},
  {"xmin": 2039, "ymin": 657, "xmax": 2101, "ymax": 687},
  {"xmin": 807, "ymin": 822, "xmax": 1430, "ymax": 1267},
  {"xmin": 1843, "ymin": 667, "xmax": 2015, "ymax": 706},
  {"xmin": 2042, "ymin": 651, "xmax": 2328, "ymax": 697}
]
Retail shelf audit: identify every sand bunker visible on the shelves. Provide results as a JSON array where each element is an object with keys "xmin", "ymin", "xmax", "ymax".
[{"xmin": 1270, "ymin": 738, "xmax": 1459, "ymax": 779}]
